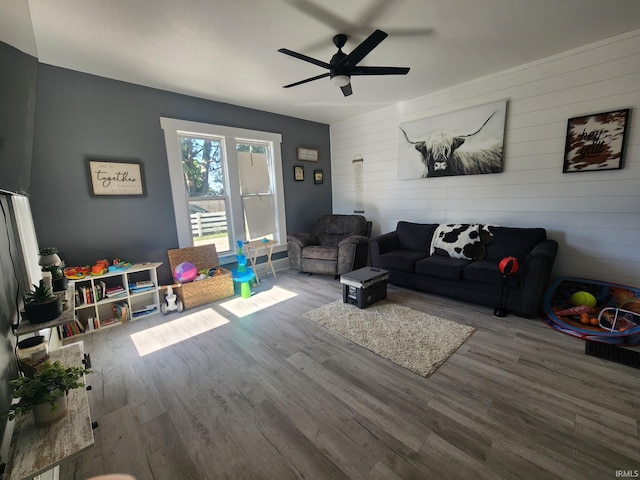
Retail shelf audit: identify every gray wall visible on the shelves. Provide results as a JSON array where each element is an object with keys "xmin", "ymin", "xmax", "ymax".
[
  {"xmin": 0, "ymin": 41, "xmax": 37, "ymax": 196},
  {"xmin": 31, "ymin": 65, "xmax": 332, "ymax": 284}
]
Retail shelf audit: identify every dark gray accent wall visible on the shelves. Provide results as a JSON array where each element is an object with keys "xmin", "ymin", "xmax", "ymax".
[
  {"xmin": 31, "ymin": 65, "xmax": 332, "ymax": 284},
  {"xmin": 0, "ymin": 41, "xmax": 38, "ymax": 196}
]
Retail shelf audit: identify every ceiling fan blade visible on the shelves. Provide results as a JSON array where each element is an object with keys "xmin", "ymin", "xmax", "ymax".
[
  {"xmin": 285, "ymin": 0, "xmax": 354, "ymax": 33},
  {"xmin": 351, "ymin": 66, "xmax": 410, "ymax": 76},
  {"xmin": 385, "ymin": 27, "xmax": 435, "ymax": 37},
  {"xmin": 283, "ymin": 72, "xmax": 330, "ymax": 88},
  {"xmin": 278, "ymin": 48, "xmax": 331, "ymax": 69},
  {"xmin": 359, "ymin": 0, "xmax": 397, "ymax": 27},
  {"xmin": 341, "ymin": 29, "xmax": 388, "ymax": 66},
  {"xmin": 341, "ymin": 83, "xmax": 353, "ymax": 97}
]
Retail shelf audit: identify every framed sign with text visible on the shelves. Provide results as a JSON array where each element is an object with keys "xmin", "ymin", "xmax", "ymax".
[
  {"xmin": 296, "ymin": 147, "xmax": 319, "ymax": 161},
  {"xmin": 562, "ymin": 108, "xmax": 630, "ymax": 173},
  {"xmin": 86, "ymin": 158, "xmax": 146, "ymax": 196}
]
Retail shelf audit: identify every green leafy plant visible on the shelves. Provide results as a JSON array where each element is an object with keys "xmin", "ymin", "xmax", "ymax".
[
  {"xmin": 39, "ymin": 247, "xmax": 59, "ymax": 255},
  {"xmin": 2, "ymin": 361, "xmax": 90, "ymax": 420},
  {"xmin": 25, "ymin": 284, "xmax": 54, "ymax": 304},
  {"xmin": 43, "ymin": 265, "xmax": 64, "ymax": 279}
]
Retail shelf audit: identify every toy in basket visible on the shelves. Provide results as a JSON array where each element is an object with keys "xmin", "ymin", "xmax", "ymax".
[
  {"xmin": 167, "ymin": 244, "xmax": 234, "ymax": 309},
  {"xmin": 543, "ymin": 277, "xmax": 640, "ymax": 345}
]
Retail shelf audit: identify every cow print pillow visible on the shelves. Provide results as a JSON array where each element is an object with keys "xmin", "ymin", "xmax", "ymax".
[{"xmin": 430, "ymin": 224, "xmax": 494, "ymax": 260}]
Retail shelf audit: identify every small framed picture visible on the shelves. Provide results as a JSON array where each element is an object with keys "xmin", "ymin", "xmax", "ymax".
[
  {"xmin": 562, "ymin": 108, "xmax": 630, "ymax": 173},
  {"xmin": 314, "ymin": 169, "xmax": 323, "ymax": 184},
  {"xmin": 294, "ymin": 165, "xmax": 304, "ymax": 181},
  {"xmin": 297, "ymin": 147, "xmax": 319, "ymax": 161},
  {"xmin": 86, "ymin": 158, "xmax": 146, "ymax": 196}
]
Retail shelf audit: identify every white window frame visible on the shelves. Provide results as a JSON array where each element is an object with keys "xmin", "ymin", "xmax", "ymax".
[{"xmin": 160, "ymin": 117, "xmax": 287, "ymax": 263}]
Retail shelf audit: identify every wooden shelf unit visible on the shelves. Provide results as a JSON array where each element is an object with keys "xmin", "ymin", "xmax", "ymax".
[
  {"xmin": 4, "ymin": 343, "xmax": 94, "ymax": 480},
  {"xmin": 66, "ymin": 262, "xmax": 162, "ymax": 339}
]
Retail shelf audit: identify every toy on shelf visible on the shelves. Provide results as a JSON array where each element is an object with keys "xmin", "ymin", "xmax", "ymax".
[
  {"xmin": 63, "ymin": 266, "xmax": 91, "ymax": 279},
  {"xmin": 91, "ymin": 259, "xmax": 109, "ymax": 276},
  {"xmin": 107, "ymin": 259, "xmax": 132, "ymax": 272}
]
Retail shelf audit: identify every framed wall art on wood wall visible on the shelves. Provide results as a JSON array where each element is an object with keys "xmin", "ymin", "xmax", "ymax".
[
  {"xmin": 562, "ymin": 108, "xmax": 630, "ymax": 173},
  {"xmin": 86, "ymin": 158, "xmax": 146, "ymax": 196}
]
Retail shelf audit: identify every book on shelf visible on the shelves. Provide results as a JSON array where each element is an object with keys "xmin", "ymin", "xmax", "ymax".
[
  {"xmin": 58, "ymin": 316, "xmax": 87, "ymax": 339},
  {"xmin": 100, "ymin": 317, "xmax": 118, "ymax": 327},
  {"xmin": 105, "ymin": 285, "xmax": 126, "ymax": 298},
  {"xmin": 77, "ymin": 285, "xmax": 94, "ymax": 304},
  {"xmin": 128, "ymin": 282, "xmax": 155, "ymax": 294},
  {"xmin": 112, "ymin": 301, "xmax": 129, "ymax": 323},
  {"xmin": 132, "ymin": 304, "xmax": 158, "ymax": 317},
  {"xmin": 94, "ymin": 280, "xmax": 106, "ymax": 302}
]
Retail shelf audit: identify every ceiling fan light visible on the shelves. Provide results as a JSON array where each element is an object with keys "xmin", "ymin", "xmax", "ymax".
[{"xmin": 330, "ymin": 75, "xmax": 350, "ymax": 87}]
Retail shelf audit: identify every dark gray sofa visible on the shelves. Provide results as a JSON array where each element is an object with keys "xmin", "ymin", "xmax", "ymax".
[
  {"xmin": 287, "ymin": 214, "xmax": 369, "ymax": 276},
  {"xmin": 371, "ymin": 221, "xmax": 558, "ymax": 317}
]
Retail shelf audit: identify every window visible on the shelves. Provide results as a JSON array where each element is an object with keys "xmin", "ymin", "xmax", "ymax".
[{"xmin": 160, "ymin": 118, "xmax": 287, "ymax": 261}]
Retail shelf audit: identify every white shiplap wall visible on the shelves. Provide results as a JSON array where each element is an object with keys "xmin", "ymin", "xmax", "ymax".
[{"xmin": 330, "ymin": 30, "xmax": 640, "ymax": 286}]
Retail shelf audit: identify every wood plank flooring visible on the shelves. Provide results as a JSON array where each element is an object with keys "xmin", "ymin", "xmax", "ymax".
[{"xmin": 60, "ymin": 271, "xmax": 640, "ymax": 479}]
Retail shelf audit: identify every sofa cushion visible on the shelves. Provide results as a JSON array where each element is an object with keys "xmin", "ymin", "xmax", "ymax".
[
  {"xmin": 396, "ymin": 222, "xmax": 438, "ymax": 252},
  {"xmin": 485, "ymin": 227, "xmax": 547, "ymax": 262},
  {"xmin": 463, "ymin": 260, "xmax": 522, "ymax": 288},
  {"xmin": 301, "ymin": 246, "xmax": 338, "ymax": 261},
  {"xmin": 415, "ymin": 255, "xmax": 473, "ymax": 280},
  {"xmin": 430, "ymin": 224, "xmax": 493, "ymax": 260},
  {"xmin": 375, "ymin": 250, "xmax": 428, "ymax": 273}
]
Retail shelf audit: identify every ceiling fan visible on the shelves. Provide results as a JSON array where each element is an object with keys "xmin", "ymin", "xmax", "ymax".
[{"xmin": 278, "ymin": 29, "xmax": 410, "ymax": 97}]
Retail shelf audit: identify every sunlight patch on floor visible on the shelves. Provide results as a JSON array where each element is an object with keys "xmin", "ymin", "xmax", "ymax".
[
  {"xmin": 219, "ymin": 286, "xmax": 297, "ymax": 318},
  {"xmin": 131, "ymin": 309, "xmax": 229, "ymax": 356}
]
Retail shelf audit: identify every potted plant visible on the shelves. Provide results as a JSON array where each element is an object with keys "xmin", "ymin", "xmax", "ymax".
[
  {"xmin": 38, "ymin": 247, "xmax": 69, "ymax": 292},
  {"xmin": 2, "ymin": 361, "xmax": 90, "ymax": 426},
  {"xmin": 38, "ymin": 247, "xmax": 61, "ymax": 269},
  {"xmin": 43, "ymin": 264, "xmax": 68, "ymax": 292},
  {"xmin": 23, "ymin": 284, "xmax": 63, "ymax": 324}
]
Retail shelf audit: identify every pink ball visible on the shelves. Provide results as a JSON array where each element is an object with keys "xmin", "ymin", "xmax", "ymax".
[{"xmin": 174, "ymin": 262, "xmax": 197, "ymax": 283}]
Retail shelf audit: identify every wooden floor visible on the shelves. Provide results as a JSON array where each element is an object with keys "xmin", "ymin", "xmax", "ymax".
[{"xmin": 61, "ymin": 270, "xmax": 640, "ymax": 480}]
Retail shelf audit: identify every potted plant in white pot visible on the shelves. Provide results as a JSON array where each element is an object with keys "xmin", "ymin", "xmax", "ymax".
[
  {"xmin": 23, "ymin": 284, "xmax": 63, "ymax": 324},
  {"xmin": 38, "ymin": 247, "xmax": 68, "ymax": 292},
  {"xmin": 2, "ymin": 361, "xmax": 90, "ymax": 426},
  {"xmin": 43, "ymin": 264, "xmax": 68, "ymax": 292}
]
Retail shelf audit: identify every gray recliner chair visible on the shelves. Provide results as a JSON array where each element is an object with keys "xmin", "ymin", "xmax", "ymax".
[{"xmin": 287, "ymin": 214, "xmax": 369, "ymax": 276}]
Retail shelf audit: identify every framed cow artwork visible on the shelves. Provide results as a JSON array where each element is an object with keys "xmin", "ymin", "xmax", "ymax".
[
  {"xmin": 562, "ymin": 108, "xmax": 629, "ymax": 173},
  {"xmin": 397, "ymin": 100, "xmax": 507, "ymax": 179}
]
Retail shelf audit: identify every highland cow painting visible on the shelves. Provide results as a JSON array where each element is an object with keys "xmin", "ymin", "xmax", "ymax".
[
  {"xmin": 562, "ymin": 109, "xmax": 629, "ymax": 173},
  {"xmin": 398, "ymin": 100, "xmax": 507, "ymax": 179}
]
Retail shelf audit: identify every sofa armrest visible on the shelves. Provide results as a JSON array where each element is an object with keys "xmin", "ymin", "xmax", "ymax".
[
  {"xmin": 370, "ymin": 231, "xmax": 399, "ymax": 266},
  {"xmin": 287, "ymin": 233, "xmax": 318, "ymax": 248},
  {"xmin": 287, "ymin": 233, "xmax": 319, "ymax": 271},
  {"xmin": 519, "ymin": 239, "xmax": 559, "ymax": 316},
  {"xmin": 337, "ymin": 235, "xmax": 370, "ymax": 275},
  {"xmin": 338, "ymin": 234, "xmax": 368, "ymax": 248}
]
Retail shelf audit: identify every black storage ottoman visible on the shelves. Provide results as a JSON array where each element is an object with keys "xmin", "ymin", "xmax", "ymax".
[{"xmin": 340, "ymin": 267, "xmax": 390, "ymax": 309}]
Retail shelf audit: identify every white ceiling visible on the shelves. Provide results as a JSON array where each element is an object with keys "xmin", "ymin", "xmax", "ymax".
[{"xmin": 6, "ymin": 0, "xmax": 640, "ymax": 124}]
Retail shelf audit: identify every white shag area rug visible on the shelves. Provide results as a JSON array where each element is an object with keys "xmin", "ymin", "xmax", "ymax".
[{"xmin": 304, "ymin": 300, "xmax": 475, "ymax": 377}]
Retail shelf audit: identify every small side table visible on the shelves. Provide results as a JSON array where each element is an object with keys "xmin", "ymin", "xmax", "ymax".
[{"xmin": 243, "ymin": 239, "xmax": 277, "ymax": 284}]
